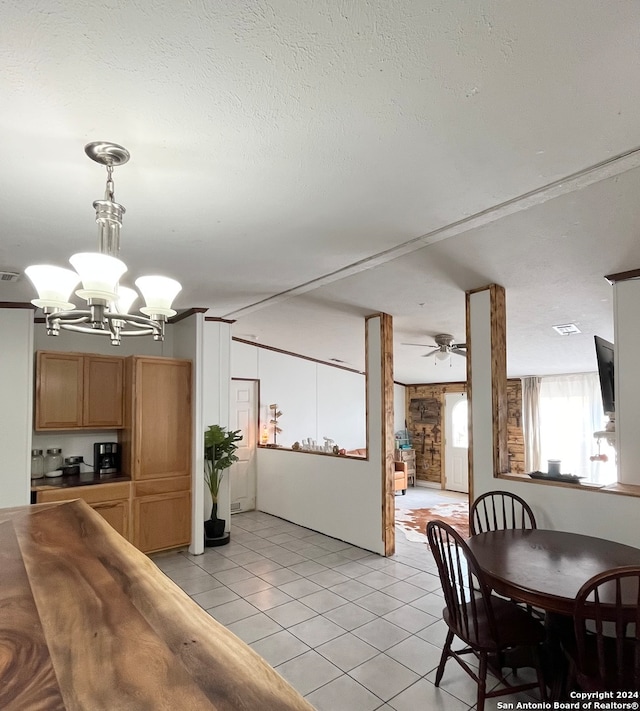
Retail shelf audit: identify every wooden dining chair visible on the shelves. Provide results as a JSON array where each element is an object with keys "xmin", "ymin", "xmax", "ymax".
[
  {"xmin": 470, "ymin": 490, "xmax": 537, "ymax": 536},
  {"xmin": 426, "ymin": 520, "xmax": 547, "ymax": 711},
  {"xmin": 564, "ymin": 566, "xmax": 640, "ymax": 691}
]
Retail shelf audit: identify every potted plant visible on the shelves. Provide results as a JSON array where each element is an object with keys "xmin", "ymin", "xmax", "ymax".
[{"xmin": 204, "ymin": 424, "xmax": 242, "ymax": 540}]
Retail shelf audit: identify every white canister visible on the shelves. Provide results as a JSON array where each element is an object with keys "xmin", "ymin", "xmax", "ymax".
[
  {"xmin": 44, "ymin": 448, "xmax": 64, "ymax": 477},
  {"xmin": 547, "ymin": 459, "xmax": 561, "ymax": 476},
  {"xmin": 31, "ymin": 449, "xmax": 45, "ymax": 479}
]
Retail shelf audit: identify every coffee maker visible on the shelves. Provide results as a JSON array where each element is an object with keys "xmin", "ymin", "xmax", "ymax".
[{"xmin": 94, "ymin": 442, "xmax": 121, "ymax": 475}]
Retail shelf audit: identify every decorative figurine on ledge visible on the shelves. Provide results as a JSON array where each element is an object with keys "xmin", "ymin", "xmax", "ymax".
[{"xmin": 269, "ymin": 404, "xmax": 282, "ymax": 446}]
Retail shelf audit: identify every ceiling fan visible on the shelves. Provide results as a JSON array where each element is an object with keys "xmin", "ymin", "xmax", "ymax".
[{"xmin": 402, "ymin": 333, "xmax": 467, "ymax": 361}]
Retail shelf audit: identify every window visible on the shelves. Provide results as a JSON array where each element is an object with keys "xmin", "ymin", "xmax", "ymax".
[
  {"xmin": 538, "ymin": 373, "xmax": 616, "ymax": 485},
  {"xmin": 451, "ymin": 398, "xmax": 469, "ymax": 448}
]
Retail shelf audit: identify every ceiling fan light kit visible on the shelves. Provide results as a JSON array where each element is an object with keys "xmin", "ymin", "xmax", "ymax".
[
  {"xmin": 25, "ymin": 142, "xmax": 182, "ymax": 345},
  {"xmin": 402, "ymin": 333, "xmax": 467, "ymax": 363}
]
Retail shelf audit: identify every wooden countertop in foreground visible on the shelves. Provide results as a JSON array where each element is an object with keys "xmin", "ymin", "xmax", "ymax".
[{"xmin": 0, "ymin": 500, "xmax": 314, "ymax": 711}]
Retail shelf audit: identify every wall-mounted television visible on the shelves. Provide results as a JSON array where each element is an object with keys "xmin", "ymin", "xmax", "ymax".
[{"xmin": 594, "ymin": 335, "xmax": 615, "ymax": 415}]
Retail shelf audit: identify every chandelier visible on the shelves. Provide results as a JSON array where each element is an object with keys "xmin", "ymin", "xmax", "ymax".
[{"xmin": 26, "ymin": 142, "xmax": 181, "ymax": 345}]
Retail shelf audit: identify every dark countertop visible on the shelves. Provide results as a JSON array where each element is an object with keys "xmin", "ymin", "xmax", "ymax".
[{"xmin": 31, "ymin": 472, "xmax": 131, "ymax": 491}]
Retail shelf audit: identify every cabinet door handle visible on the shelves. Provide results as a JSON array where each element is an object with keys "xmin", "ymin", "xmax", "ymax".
[{"xmin": 93, "ymin": 502, "xmax": 120, "ymax": 510}]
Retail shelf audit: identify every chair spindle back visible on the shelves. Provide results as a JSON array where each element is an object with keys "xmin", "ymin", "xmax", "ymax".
[{"xmin": 470, "ymin": 490, "xmax": 536, "ymax": 536}]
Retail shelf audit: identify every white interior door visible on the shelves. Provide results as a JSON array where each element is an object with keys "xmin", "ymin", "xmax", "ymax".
[
  {"xmin": 230, "ymin": 379, "xmax": 258, "ymax": 513},
  {"xmin": 444, "ymin": 392, "xmax": 469, "ymax": 493}
]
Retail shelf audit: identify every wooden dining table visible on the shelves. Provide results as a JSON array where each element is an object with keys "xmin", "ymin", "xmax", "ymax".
[
  {"xmin": 467, "ymin": 528, "xmax": 640, "ymax": 615},
  {"xmin": 0, "ymin": 499, "xmax": 314, "ymax": 711}
]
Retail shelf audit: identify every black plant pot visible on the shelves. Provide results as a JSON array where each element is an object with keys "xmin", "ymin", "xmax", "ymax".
[
  {"xmin": 204, "ymin": 517, "xmax": 226, "ymax": 539},
  {"xmin": 204, "ymin": 516, "xmax": 229, "ymax": 546}
]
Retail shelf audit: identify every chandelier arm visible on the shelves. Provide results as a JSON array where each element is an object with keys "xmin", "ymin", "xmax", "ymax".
[
  {"xmin": 54, "ymin": 324, "xmax": 114, "ymax": 336},
  {"xmin": 55, "ymin": 323, "xmax": 160, "ymax": 338},
  {"xmin": 47, "ymin": 309, "xmax": 164, "ymax": 337},
  {"xmin": 103, "ymin": 312, "xmax": 164, "ymax": 328}
]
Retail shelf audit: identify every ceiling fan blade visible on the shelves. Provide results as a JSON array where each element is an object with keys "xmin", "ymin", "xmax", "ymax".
[
  {"xmin": 421, "ymin": 348, "xmax": 441, "ymax": 358},
  {"xmin": 452, "ymin": 342, "xmax": 466, "ymax": 350},
  {"xmin": 451, "ymin": 347, "xmax": 467, "ymax": 357},
  {"xmin": 402, "ymin": 342, "xmax": 437, "ymax": 348}
]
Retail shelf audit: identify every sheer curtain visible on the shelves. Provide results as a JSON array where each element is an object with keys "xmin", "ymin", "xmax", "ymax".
[
  {"xmin": 538, "ymin": 373, "xmax": 616, "ymax": 485},
  {"xmin": 521, "ymin": 377, "xmax": 541, "ymax": 472}
]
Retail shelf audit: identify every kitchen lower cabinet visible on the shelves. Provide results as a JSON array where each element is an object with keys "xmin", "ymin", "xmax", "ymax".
[
  {"xmin": 36, "ymin": 482, "xmax": 131, "ymax": 539},
  {"xmin": 132, "ymin": 477, "xmax": 191, "ymax": 554}
]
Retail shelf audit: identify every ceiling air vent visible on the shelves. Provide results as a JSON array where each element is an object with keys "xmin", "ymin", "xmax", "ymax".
[
  {"xmin": 0, "ymin": 271, "xmax": 19, "ymax": 283},
  {"xmin": 552, "ymin": 323, "xmax": 581, "ymax": 336}
]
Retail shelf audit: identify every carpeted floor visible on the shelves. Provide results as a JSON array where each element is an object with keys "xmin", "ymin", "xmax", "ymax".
[{"xmin": 396, "ymin": 499, "xmax": 469, "ymax": 542}]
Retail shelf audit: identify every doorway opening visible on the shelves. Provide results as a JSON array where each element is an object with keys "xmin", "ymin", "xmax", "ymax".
[{"xmin": 444, "ymin": 392, "xmax": 469, "ymax": 494}]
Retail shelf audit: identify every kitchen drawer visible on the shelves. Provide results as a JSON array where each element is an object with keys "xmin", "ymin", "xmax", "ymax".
[
  {"xmin": 37, "ymin": 481, "xmax": 131, "ymax": 504},
  {"xmin": 36, "ymin": 483, "xmax": 131, "ymax": 539},
  {"xmin": 133, "ymin": 476, "xmax": 190, "ymax": 498}
]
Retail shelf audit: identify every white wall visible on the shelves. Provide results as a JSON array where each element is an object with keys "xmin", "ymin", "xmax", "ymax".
[
  {"xmin": 614, "ymin": 279, "xmax": 640, "ymax": 486},
  {"xmin": 32, "ymin": 431, "xmax": 119, "ymax": 471},
  {"xmin": 0, "ymin": 308, "xmax": 33, "ymax": 507},
  {"xmin": 231, "ymin": 340, "xmax": 366, "ymax": 451},
  {"xmin": 202, "ymin": 321, "xmax": 232, "ymax": 530},
  {"xmin": 255, "ymin": 315, "xmax": 386, "ymax": 554},
  {"xmin": 173, "ymin": 314, "xmax": 205, "ymax": 555},
  {"xmin": 257, "ymin": 449, "xmax": 383, "ymax": 552}
]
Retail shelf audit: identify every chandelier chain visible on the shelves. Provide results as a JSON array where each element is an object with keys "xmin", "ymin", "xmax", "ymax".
[{"xmin": 105, "ymin": 164, "xmax": 115, "ymax": 201}]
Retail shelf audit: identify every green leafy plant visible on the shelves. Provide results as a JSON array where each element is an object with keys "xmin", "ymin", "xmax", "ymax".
[{"xmin": 204, "ymin": 424, "xmax": 242, "ymax": 520}]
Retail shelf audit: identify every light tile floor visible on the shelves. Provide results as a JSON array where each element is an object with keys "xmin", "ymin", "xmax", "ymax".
[{"xmin": 152, "ymin": 488, "xmax": 543, "ymax": 710}]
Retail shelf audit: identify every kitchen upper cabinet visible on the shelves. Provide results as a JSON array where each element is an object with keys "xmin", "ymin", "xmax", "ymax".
[
  {"xmin": 123, "ymin": 356, "xmax": 192, "ymax": 480},
  {"xmin": 35, "ymin": 351, "xmax": 124, "ymax": 430},
  {"xmin": 83, "ymin": 355, "xmax": 125, "ymax": 428}
]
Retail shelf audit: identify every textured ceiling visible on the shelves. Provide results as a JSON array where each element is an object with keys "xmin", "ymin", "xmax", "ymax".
[{"xmin": 1, "ymin": 1, "xmax": 639, "ymax": 383}]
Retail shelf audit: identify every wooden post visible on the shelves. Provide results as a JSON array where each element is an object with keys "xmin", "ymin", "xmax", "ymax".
[
  {"xmin": 366, "ymin": 313, "xmax": 395, "ymax": 556},
  {"xmin": 466, "ymin": 284, "xmax": 508, "ymax": 504}
]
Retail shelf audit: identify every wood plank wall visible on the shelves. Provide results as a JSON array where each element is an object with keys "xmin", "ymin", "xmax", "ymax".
[{"xmin": 404, "ymin": 380, "xmax": 524, "ymax": 486}]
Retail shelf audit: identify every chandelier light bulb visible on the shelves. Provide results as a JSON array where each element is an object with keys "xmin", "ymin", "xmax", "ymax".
[
  {"xmin": 136, "ymin": 275, "xmax": 182, "ymax": 317},
  {"xmin": 70, "ymin": 252, "xmax": 127, "ymax": 303},
  {"xmin": 112, "ymin": 285, "xmax": 139, "ymax": 315},
  {"xmin": 26, "ymin": 265, "xmax": 80, "ymax": 310}
]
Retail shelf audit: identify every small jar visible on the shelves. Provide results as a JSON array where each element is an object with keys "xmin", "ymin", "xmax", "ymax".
[
  {"xmin": 44, "ymin": 448, "xmax": 64, "ymax": 477},
  {"xmin": 31, "ymin": 449, "xmax": 45, "ymax": 479}
]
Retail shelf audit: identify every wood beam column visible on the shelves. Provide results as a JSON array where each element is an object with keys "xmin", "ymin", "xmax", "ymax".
[
  {"xmin": 466, "ymin": 284, "xmax": 508, "ymax": 502},
  {"xmin": 365, "ymin": 313, "xmax": 395, "ymax": 556}
]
